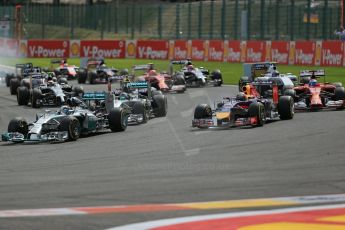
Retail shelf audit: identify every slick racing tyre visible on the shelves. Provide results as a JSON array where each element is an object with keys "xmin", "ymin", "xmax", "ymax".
[
  {"xmin": 133, "ymin": 101, "xmax": 148, "ymax": 123},
  {"xmin": 174, "ymin": 75, "xmax": 186, "ymax": 85},
  {"xmin": 334, "ymin": 87, "xmax": 345, "ymax": 101},
  {"xmin": 248, "ymin": 102, "xmax": 265, "ymax": 127},
  {"xmin": 194, "ymin": 104, "xmax": 212, "ymax": 119},
  {"xmin": 59, "ymin": 116, "xmax": 81, "ymax": 141},
  {"xmin": 5, "ymin": 74, "xmax": 12, "ymax": 87},
  {"xmin": 17, "ymin": 86, "xmax": 30, "ymax": 106},
  {"xmin": 8, "ymin": 117, "xmax": 29, "ymax": 137},
  {"xmin": 10, "ymin": 78, "xmax": 20, "ymax": 95},
  {"xmin": 31, "ymin": 88, "xmax": 43, "ymax": 108},
  {"xmin": 278, "ymin": 96, "xmax": 294, "ymax": 120},
  {"xmin": 152, "ymin": 95, "xmax": 167, "ymax": 117},
  {"xmin": 77, "ymin": 69, "xmax": 87, "ymax": 84},
  {"xmin": 109, "ymin": 108, "xmax": 128, "ymax": 132},
  {"xmin": 283, "ymin": 89, "xmax": 296, "ymax": 99}
]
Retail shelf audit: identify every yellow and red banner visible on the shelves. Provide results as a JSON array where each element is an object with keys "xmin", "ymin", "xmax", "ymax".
[{"xmin": 4, "ymin": 38, "xmax": 345, "ymax": 67}]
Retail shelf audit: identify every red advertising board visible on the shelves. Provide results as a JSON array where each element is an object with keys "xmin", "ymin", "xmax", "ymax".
[
  {"xmin": 271, "ymin": 41, "xmax": 290, "ymax": 64},
  {"xmin": 245, "ymin": 41, "xmax": 266, "ymax": 62},
  {"xmin": 172, "ymin": 40, "xmax": 188, "ymax": 60},
  {"xmin": 227, "ymin": 40, "xmax": 241, "ymax": 63},
  {"xmin": 207, "ymin": 40, "xmax": 223, "ymax": 62},
  {"xmin": 190, "ymin": 40, "xmax": 205, "ymax": 61},
  {"xmin": 80, "ymin": 40, "xmax": 125, "ymax": 58},
  {"xmin": 320, "ymin": 41, "xmax": 343, "ymax": 66},
  {"xmin": 294, "ymin": 41, "xmax": 316, "ymax": 66},
  {"xmin": 27, "ymin": 40, "xmax": 69, "ymax": 58},
  {"xmin": 136, "ymin": 40, "xmax": 169, "ymax": 60}
]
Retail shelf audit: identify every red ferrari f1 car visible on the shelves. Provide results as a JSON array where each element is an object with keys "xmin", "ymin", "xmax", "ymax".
[
  {"xmin": 132, "ymin": 64, "xmax": 186, "ymax": 93},
  {"xmin": 294, "ymin": 70, "xmax": 345, "ymax": 110}
]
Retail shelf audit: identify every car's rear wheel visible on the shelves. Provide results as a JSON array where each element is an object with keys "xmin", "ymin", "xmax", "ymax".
[
  {"xmin": 31, "ymin": 88, "xmax": 43, "ymax": 108},
  {"xmin": 77, "ymin": 69, "xmax": 87, "ymax": 84},
  {"xmin": 17, "ymin": 86, "xmax": 30, "ymax": 105},
  {"xmin": 10, "ymin": 78, "xmax": 20, "ymax": 95}
]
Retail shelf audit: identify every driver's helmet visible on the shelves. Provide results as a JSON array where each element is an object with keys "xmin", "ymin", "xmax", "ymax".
[
  {"xmin": 60, "ymin": 105, "xmax": 71, "ymax": 115},
  {"xmin": 272, "ymin": 70, "xmax": 280, "ymax": 77},
  {"xmin": 119, "ymin": 92, "xmax": 130, "ymax": 101},
  {"xmin": 120, "ymin": 68, "xmax": 129, "ymax": 76},
  {"xmin": 236, "ymin": 92, "xmax": 247, "ymax": 101},
  {"xmin": 47, "ymin": 75, "xmax": 54, "ymax": 85},
  {"xmin": 148, "ymin": 70, "xmax": 157, "ymax": 77},
  {"xmin": 67, "ymin": 97, "xmax": 83, "ymax": 107},
  {"xmin": 187, "ymin": 65, "xmax": 194, "ymax": 71},
  {"xmin": 309, "ymin": 78, "xmax": 318, "ymax": 87},
  {"xmin": 148, "ymin": 63, "xmax": 154, "ymax": 71}
]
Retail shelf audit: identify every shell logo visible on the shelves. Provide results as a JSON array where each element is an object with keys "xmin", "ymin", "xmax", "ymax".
[
  {"xmin": 70, "ymin": 42, "xmax": 80, "ymax": 57},
  {"xmin": 127, "ymin": 42, "xmax": 136, "ymax": 57},
  {"xmin": 19, "ymin": 42, "xmax": 27, "ymax": 56}
]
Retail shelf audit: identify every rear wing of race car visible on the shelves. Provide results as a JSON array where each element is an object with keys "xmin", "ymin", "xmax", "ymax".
[
  {"xmin": 132, "ymin": 64, "xmax": 150, "ymax": 71},
  {"xmin": 125, "ymin": 81, "xmax": 150, "ymax": 89},
  {"xmin": 170, "ymin": 59, "xmax": 191, "ymax": 65},
  {"xmin": 51, "ymin": 59, "xmax": 66, "ymax": 64},
  {"xmin": 299, "ymin": 69, "xmax": 325, "ymax": 77},
  {"xmin": 15, "ymin": 63, "xmax": 33, "ymax": 69},
  {"xmin": 80, "ymin": 58, "xmax": 105, "ymax": 69},
  {"xmin": 82, "ymin": 91, "xmax": 107, "ymax": 101},
  {"xmin": 169, "ymin": 59, "xmax": 192, "ymax": 74},
  {"xmin": 15, "ymin": 63, "xmax": 33, "ymax": 75}
]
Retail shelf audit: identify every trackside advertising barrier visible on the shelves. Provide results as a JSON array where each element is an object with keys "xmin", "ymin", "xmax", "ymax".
[
  {"xmin": 27, "ymin": 40, "xmax": 69, "ymax": 58},
  {"xmin": 5, "ymin": 38, "xmax": 345, "ymax": 67},
  {"xmin": 79, "ymin": 40, "xmax": 125, "ymax": 59},
  {"xmin": 136, "ymin": 40, "xmax": 168, "ymax": 60}
]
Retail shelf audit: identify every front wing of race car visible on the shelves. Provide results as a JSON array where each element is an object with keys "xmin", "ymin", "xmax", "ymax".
[
  {"xmin": 192, "ymin": 115, "xmax": 259, "ymax": 129},
  {"xmin": 2, "ymin": 131, "xmax": 69, "ymax": 143},
  {"xmin": 294, "ymin": 99, "xmax": 345, "ymax": 110}
]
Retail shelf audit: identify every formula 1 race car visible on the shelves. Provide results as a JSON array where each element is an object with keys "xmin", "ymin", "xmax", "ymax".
[
  {"xmin": 5, "ymin": 63, "xmax": 33, "ymax": 88},
  {"xmin": 49, "ymin": 59, "xmax": 80, "ymax": 80},
  {"xmin": 192, "ymin": 82, "xmax": 294, "ymax": 129},
  {"xmin": 83, "ymin": 81, "xmax": 167, "ymax": 125},
  {"xmin": 132, "ymin": 64, "xmax": 186, "ymax": 93},
  {"xmin": 77, "ymin": 58, "xmax": 123, "ymax": 84},
  {"xmin": 293, "ymin": 70, "xmax": 345, "ymax": 111},
  {"xmin": 2, "ymin": 97, "xmax": 128, "ymax": 143},
  {"xmin": 169, "ymin": 60, "xmax": 223, "ymax": 87},
  {"xmin": 7, "ymin": 64, "xmax": 43, "ymax": 95},
  {"xmin": 16, "ymin": 74, "xmax": 84, "ymax": 108}
]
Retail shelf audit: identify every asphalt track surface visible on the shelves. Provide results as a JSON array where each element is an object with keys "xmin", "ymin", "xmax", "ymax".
[{"xmin": 0, "ymin": 77, "xmax": 345, "ymax": 229}]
